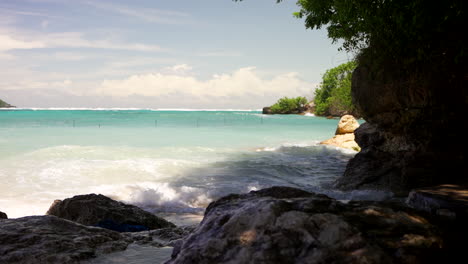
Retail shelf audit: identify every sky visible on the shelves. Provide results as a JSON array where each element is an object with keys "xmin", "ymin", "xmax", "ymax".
[{"xmin": 0, "ymin": 0, "xmax": 351, "ymax": 109}]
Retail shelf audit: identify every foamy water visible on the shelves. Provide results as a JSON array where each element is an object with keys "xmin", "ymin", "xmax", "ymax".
[{"xmin": 0, "ymin": 110, "xmax": 386, "ymax": 222}]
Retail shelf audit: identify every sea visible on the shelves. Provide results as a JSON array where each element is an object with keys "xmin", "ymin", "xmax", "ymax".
[{"xmin": 0, "ymin": 109, "xmax": 390, "ymax": 262}]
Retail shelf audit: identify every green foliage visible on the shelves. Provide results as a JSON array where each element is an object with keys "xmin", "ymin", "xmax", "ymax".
[
  {"xmin": 0, "ymin": 99, "xmax": 12, "ymax": 108},
  {"xmin": 270, "ymin": 96, "xmax": 308, "ymax": 114},
  {"xmin": 293, "ymin": 0, "xmax": 466, "ymax": 60},
  {"xmin": 313, "ymin": 61, "xmax": 357, "ymax": 116},
  {"xmin": 235, "ymin": 0, "xmax": 466, "ymax": 65}
]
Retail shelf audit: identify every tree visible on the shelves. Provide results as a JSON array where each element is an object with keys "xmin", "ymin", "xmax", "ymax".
[
  {"xmin": 235, "ymin": 0, "xmax": 466, "ymax": 65},
  {"xmin": 270, "ymin": 96, "xmax": 308, "ymax": 114},
  {"xmin": 314, "ymin": 61, "xmax": 357, "ymax": 117}
]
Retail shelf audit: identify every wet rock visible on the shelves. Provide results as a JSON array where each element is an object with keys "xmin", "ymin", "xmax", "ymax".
[
  {"xmin": 46, "ymin": 194, "xmax": 175, "ymax": 232},
  {"xmin": 125, "ymin": 226, "xmax": 196, "ymax": 247},
  {"xmin": 0, "ymin": 211, "xmax": 7, "ymax": 219},
  {"xmin": 167, "ymin": 186, "xmax": 454, "ymax": 264},
  {"xmin": 0, "ymin": 215, "xmax": 130, "ymax": 264}
]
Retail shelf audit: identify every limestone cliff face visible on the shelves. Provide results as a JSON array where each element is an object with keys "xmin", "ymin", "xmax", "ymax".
[{"xmin": 336, "ymin": 59, "xmax": 468, "ymax": 196}]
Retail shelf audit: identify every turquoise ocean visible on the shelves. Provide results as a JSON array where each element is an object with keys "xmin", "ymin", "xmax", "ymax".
[{"xmin": 0, "ymin": 109, "xmax": 387, "ymax": 224}]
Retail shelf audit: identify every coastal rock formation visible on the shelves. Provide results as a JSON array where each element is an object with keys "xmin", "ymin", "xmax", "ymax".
[
  {"xmin": 336, "ymin": 60, "xmax": 468, "ymax": 195},
  {"xmin": 321, "ymin": 115, "xmax": 360, "ymax": 150},
  {"xmin": 167, "ymin": 186, "xmax": 459, "ymax": 264},
  {"xmin": 46, "ymin": 194, "xmax": 175, "ymax": 232},
  {"xmin": 406, "ymin": 184, "xmax": 468, "ymax": 218},
  {"xmin": 0, "ymin": 211, "xmax": 7, "ymax": 219},
  {"xmin": 0, "ymin": 98, "xmax": 14, "ymax": 108},
  {"xmin": 0, "ymin": 215, "xmax": 129, "ymax": 264},
  {"xmin": 0, "ymin": 215, "xmax": 191, "ymax": 264},
  {"xmin": 262, "ymin": 107, "xmax": 272, "ymax": 114}
]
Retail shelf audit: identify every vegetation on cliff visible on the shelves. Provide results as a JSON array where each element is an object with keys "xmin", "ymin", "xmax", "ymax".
[
  {"xmin": 314, "ymin": 61, "xmax": 358, "ymax": 117},
  {"xmin": 269, "ymin": 96, "xmax": 308, "ymax": 114},
  {"xmin": 0, "ymin": 99, "xmax": 13, "ymax": 108}
]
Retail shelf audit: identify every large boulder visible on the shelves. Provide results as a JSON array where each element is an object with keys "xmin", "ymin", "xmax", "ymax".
[
  {"xmin": 167, "ymin": 186, "xmax": 462, "ymax": 264},
  {"xmin": 46, "ymin": 194, "xmax": 175, "ymax": 232},
  {"xmin": 0, "ymin": 215, "xmax": 129, "ymax": 264},
  {"xmin": 321, "ymin": 115, "xmax": 360, "ymax": 150},
  {"xmin": 0, "ymin": 211, "xmax": 7, "ymax": 219}
]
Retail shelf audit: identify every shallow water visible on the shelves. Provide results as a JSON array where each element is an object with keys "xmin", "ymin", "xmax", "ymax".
[
  {"xmin": 1, "ymin": 109, "xmax": 395, "ymax": 263},
  {"xmin": 0, "ymin": 109, "xmax": 387, "ymax": 221}
]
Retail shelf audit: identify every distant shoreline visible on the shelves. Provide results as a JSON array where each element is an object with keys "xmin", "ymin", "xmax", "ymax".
[{"xmin": 0, "ymin": 108, "xmax": 263, "ymax": 112}]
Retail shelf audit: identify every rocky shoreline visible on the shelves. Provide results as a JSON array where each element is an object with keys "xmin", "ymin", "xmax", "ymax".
[{"xmin": 1, "ymin": 185, "xmax": 466, "ymax": 263}]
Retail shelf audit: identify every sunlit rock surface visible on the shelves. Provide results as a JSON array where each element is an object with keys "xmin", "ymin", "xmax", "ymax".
[
  {"xmin": 167, "ymin": 186, "xmax": 461, "ymax": 264},
  {"xmin": 407, "ymin": 184, "xmax": 468, "ymax": 217},
  {"xmin": 321, "ymin": 115, "xmax": 360, "ymax": 150}
]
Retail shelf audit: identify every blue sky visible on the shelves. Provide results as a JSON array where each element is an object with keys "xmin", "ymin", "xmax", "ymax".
[{"xmin": 0, "ymin": 0, "xmax": 351, "ymax": 108}]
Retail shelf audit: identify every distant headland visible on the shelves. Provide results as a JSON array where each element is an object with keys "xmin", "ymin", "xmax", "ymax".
[{"xmin": 0, "ymin": 99, "xmax": 15, "ymax": 108}]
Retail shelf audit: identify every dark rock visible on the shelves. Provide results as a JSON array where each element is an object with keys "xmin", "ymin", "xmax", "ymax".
[
  {"xmin": 126, "ymin": 226, "xmax": 196, "ymax": 248},
  {"xmin": 0, "ymin": 215, "xmax": 130, "ymax": 264},
  {"xmin": 46, "ymin": 194, "xmax": 175, "ymax": 232},
  {"xmin": 262, "ymin": 107, "xmax": 272, "ymax": 114},
  {"xmin": 336, "ymin": 58, "xmax": 468, "ymax": 195},
  {"xmin": 0, "ymin": 211, "xmax": 7, "ymax": 219},
  {"xmin": 167, "ymin": 186, "xmax": 459, "ymax": 264},
  {"xmin": 406, "ymin": 185, "xmax": 468, "ymax": 217}
]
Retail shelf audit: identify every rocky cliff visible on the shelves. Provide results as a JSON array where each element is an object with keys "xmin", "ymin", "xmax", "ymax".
[{"xmin": 335, "ymin": 56, "xmax": 468, "ymax": 195}]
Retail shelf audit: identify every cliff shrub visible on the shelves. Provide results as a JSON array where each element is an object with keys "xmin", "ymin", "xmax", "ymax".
[
  {"xmin": 270, "ymin": 96, "xmax": 308, "ymax": 114},
  {"xmin": 314, "ymin": 61, "xmax": 357, "ymax": 117}
]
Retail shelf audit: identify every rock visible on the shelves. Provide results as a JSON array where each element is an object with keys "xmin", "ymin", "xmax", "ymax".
[
  {"xmin": 167, "ymin": 186, "xmax": 458, "ymax": 264},
  {"xmin": 125, "ymin": 226, "xmax": 196, "ymax": 248},
  {"xmin": 321, "ymin": 133, "xmax": 360, "ymax": 151},
  {"xmin": 262, "ymin": 107, "xmax": 272, "ymax": 114},
  {"xmin": 46, "ymin": 194, "xmax": 175, "ymax": 232},
  {"xmin": 337, "ymin": 59, "xmax": 468, "ymax": 195},
  {"xmin": 321, "ymin": 115, "xmax": 360, "ymax": 150},
  {"xmin": 0, "ymin": 211, "xmax": 7, "ymax": 219},
  {"xmin": 406, "ymin": 185, "xmax": 468, "ymax": 217},
  {"xmin": 335, "ymin": 115, "xmax": 360, "ymax": 135},
  {"xmin": 0, "ymin": 215, "xmax": 130, "ymax": 264}
]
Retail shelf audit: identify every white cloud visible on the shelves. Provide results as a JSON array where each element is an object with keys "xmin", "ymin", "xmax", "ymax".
[
  {"xmin": 96, "ymin": 66, "xmax": 312, "ymax": 99},
  {"xmin": 86, "ymin": 2, "xmax": 190, "ymax": 24},
  {"xmin": 0, "ymin": 34, "xmax": 45, "ymax": 51},
  {"xmin": 0, "ymin": 30, "xmax": 164, "ymax": 52}
]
